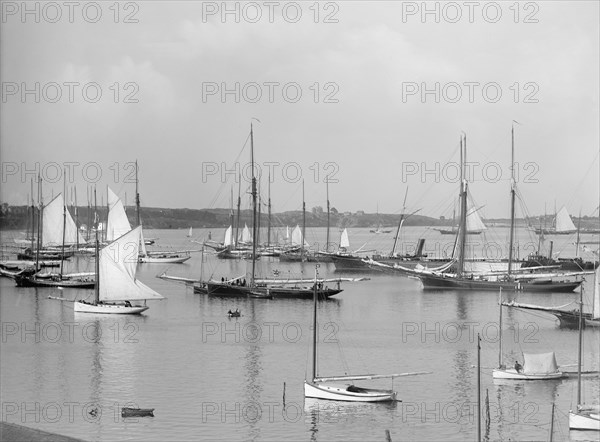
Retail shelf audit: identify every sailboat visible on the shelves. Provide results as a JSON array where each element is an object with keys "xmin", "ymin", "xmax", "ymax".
[
  {"xmin": 75, "ymin": 225, "xmax": 164, "ymax": 314},
  {"xmin": 15, "ymin": 192, "xmax": 94, "ymax": 288},
  {"xmin": 534, "ymin": 206, "xmax": 577, "ymax": 235},
  {"xmin": 492, "ymin": 289, "xmax": 563, "ymax": 380},
  {"xmin": 205, "ymin": 124, "xmax": 354, "ymax": 299},
  {"xmin": 304, "ymin": 265, "xmax": 400, "ymax": 402},
  {"xmin": 568, "ymin": 282, "xmax": 600, "ymax": 430},
  {"xmin": 131, "ymin": 162, "xmax": 191, "ymax": 264},
  {"xmin": 435, "ymin": 203, "xmax": 486, "ymax": 235},
  {"xmin": 186, "ymin": 227, "xmax": 193, "ymax": 238},
  {"xmin": 369, "ymin": 204, "xmax": 392, "ymax": 234},
  {"xmin": 416, "ymin": 129, "xmax": 583, "ymax": 292},
  {"xmin": 504, "ymin": 261, "xmax": 600, "ymax": 329}
]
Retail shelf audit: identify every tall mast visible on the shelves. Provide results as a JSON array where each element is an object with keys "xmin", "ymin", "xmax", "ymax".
[
  {"xmin": 311, "ymin": 265, "xmax": 319, "ymax": 381},
  {"xmin": 229, "ymin": 186, "xmax": 234, "ymax": 231},
  {"xmin": 392, "ymin": 187, "xmax": 409, "ymax": 256},
  {"xmin": 94, "ymin": 187, "xmax": 100, "ymax": 305},
  {"xmin": 301, "ymin": 180, "xmax": 306, "ymax": 262},
  {"xmin": 575, "ymin": 210, "xmax": 582, "ymax": 258},
  {"xmin": 60, "ymin": 169, "xmax": 67, "ymax": 276},
  {"xmin": 235, "ymin": 174, "xmax": 241, "ymax": 248},
  {"xmin": 498, "ymin": 288, "xmax": 503, "ymax": 368},
  {"xmin": 105, "ymin": 186, "xmax": 109, "ymax": 241},
  {"xmin": 87, "ymin": 186, "xmax": 91, "ymax": 242},
  {"xmin": 250, "ymin": 124, "xmax": 257, "ymax": 286},
  {"xmin": 74, "ymin": 186, "xmax": 79, "ymax": 250},
  {"xmin": 326, "ymin": 179, "xmax": 330, "ymax": 252},
  {"xmin": 577, "ymin": 284, "xmax": 583, "ymax": 406},
  {"xmin": 135, "ymin": 160, "xmax": 141, "ymax": 227},
  {"xmin": 267, "ymin": 173, "xmax": 272, "ymax": 247},
  {"xmin": 257, "ymin": 186, "xmax": 262, "ymax": 247},
  {"xmin": 457, "ymin": 135, "xmax": 467, "ymax": 277},
  {"xmin": 507, "ymin": 125, "xmax": 516, "ymax": 275},
  {"xmin": 35, "ymin": 175, "xmax": 43, "ymax": 271},
  {"xmin": 30, "ymin": 178, "xmax": 35, "ymax": 251}
]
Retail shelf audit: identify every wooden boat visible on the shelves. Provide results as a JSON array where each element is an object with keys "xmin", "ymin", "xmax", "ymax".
[
  {"xmin": 533, "ymin": 207, "xmax": 578, "ymax": 235},
  {"xmin": 16, "ymin": 192, "xmax": 94, "ymax": 288},
  {"xmin": 417, "ymin": 129, "xmax": 583, "ymax": 292},
  {"xmin": 568, "ymin": 284, "xmax": 600, "ymax": 431},
  {"xmin": 74, "ymin": 223, "xmax": 164, "ymax": 315},
  {"xmin": 504, "ymin": 264, "xmax": 600, "ymax": 327},
  {"xmin": 305, "ymin": 266, "xmax": 406, "ymax": 402},
  {"xmin": 492, "ymin": 290, "xmax": 564, "ymax": 380}
]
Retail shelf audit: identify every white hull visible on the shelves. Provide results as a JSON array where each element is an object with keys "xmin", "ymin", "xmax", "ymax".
[
  {"xmin": 139, "ymin": 255, "xmax": 190, "ymax": 263},
  {"xmin": 74, "ymin": 301, "xmax": 148, "ymax": 315},
  {"xmin": 569, "ymin": 411, "xmax": 600, "ymax": 431},
  {"xmin": 304, "ymin": 381, "xmax": 397, "ymax": 402},
  {"xmin": 492, "ymin": 368, "xmax": 564, "ymax": 380}
]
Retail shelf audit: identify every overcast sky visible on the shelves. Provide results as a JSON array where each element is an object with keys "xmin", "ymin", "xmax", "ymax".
[{"xmin": 1, "ymin": 1, "xmax": 598, "ymax": 220}]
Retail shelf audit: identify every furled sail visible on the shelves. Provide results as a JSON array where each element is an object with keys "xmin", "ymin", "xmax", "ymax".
[
  {"xmin": 106, "ymin": 188, "xmax": 131, "ymax": 241},
  {"xmin": 99, "ymin": 226, "xmax": 164, "ymax": 301},
  {"xmin": 554, "ymin": 206, "xmax": 576, "ymax": 233},
  {"xmin": 42, "ymin": 193, "xmax": 86, "ymax": 247}
]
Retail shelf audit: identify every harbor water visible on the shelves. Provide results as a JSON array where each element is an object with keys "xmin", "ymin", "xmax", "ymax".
[{"xmin": 1, "ymin": 226, "xmax": 599, "ymax": 441}]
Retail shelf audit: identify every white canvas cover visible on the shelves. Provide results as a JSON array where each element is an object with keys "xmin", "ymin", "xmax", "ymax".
[
  {"xmin": 554, "ymin": 206, "xmax": 576, "ymax": 232},
  {"xmin": 99, "ymin": 226, "xmax": 163, "ymax": 301},
  {"xmin": 42, "ymin": 193, "xmax": 87, "ymax": 246},
  {"xmin": 340, "ymin": 228, "xmax": 350, "ymax": 249},
  {"xmin": 523, "ymin": 352, "xmax": 558, "ymax": 375},
  {"xmin": 223, "ymin": 225, "xmax": 234, "ymax": 246},
  {"xmin": 106, "ymin": 188, "xmax": 131, "ymax": 241}
]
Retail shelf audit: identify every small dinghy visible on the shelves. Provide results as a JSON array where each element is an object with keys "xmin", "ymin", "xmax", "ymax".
[{"xmin": 121, "ymin": 407, "xmax": 155, "ymax": 417}]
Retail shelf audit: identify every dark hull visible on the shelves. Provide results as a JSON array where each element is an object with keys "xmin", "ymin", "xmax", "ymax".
[
  {"xmin": 330, "ymin": 255, "xmax": 373, "ymax": 272},
  {"xmin": 15, "ymin": 275, "xmax": 95, "ymax": 288},
  {"xmin": 278, "ymin": 253, "xmax": 319, "ymax": 263},
  {"xmin": 418, "ymin": 273, "xmax": 581, "ymax": 292},
  {"xmin": 436, "ymin": 229, "xmax": 481, "ymax": 235},
  {"xmin": 205, "ymin": 282, "xmax": 342, "ymax": 299}
]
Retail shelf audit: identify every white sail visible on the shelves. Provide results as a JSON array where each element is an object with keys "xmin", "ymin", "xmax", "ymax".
[
  {"xmin": 187, "ymin": 227, "xmax": 193, "ymax": 237},
  {"xmin": 555, "ymin": 206, "xmax": 576, "ymax": 232},
  {"xmin": 340, "ymin": 228, "xmax": 350, "ymax": 249},
  {"xmin": 99, "ymin": 226, "xmax": 163, "ymax": 302},
  {"xmin": 466, "ymin": 204, "xmax": 486, "ymax": 233},
  {"xmin": 223, "ymin": 225, "xmax": 234, "ymax": 246},
  {"xmin": 42, "ymin": 193, "xmax": 87, "ymax": 247},
  {"xmin": 106, "ymin": 188, "xmax": 131, "ymax": 242},
  {"xmin": 284, "ymin": 226, "xmax": 290, "ymax": 241},
  {"xmin": 139, "ymin": 228, "xmax": 148, "ymax": 256},
  {"xmin": 594, "ymin": 265, "xmax": 600, "ymax": 319},
  {"xmin": 291, "ymin": 225, "xmax": 309, "ymax": 247},
  {"xmin": 241, "ymin": 223, "xmax": 252, "ymax": 243}
]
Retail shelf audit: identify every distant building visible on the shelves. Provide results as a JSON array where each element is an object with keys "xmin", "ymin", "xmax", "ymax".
[
  {"xmin": 440, "ymin": 215, "xmax": 445, "ymax": 221},
  {"xmin": 356, "ymin": 210, "xmax": 365, "ymax": 216}
]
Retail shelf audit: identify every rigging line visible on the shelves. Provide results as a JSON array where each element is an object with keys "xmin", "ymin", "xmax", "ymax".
[{"xmin": 565, "ymin": 149, "xmax": 599, "ymax": 209}]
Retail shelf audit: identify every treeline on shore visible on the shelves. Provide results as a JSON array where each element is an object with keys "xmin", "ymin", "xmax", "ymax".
[{"xmin": 1, "ymin": 203, "xmax": 598, "ymax": 231}]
